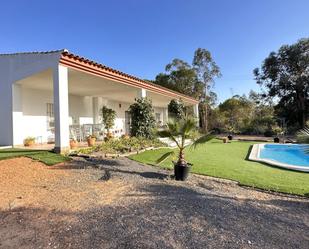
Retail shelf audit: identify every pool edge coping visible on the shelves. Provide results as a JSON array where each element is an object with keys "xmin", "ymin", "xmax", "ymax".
[{"xmin": 249, "ymin": 143, "xmax": 309, "ymax": 172}]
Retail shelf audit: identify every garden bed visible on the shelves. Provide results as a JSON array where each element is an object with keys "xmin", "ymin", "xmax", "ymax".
[{"xmin": 74, "ymin": 137, "xmax": 167, "ymax": 158}]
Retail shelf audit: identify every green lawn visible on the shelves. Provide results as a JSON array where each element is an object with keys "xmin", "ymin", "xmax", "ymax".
[
  {"xmin": 130, "ymin": 139, "xmax": 309, "ymax": 196},
  {"xmin": 0, "ymin": 148, "xmax": 70, "ymax": 165}
]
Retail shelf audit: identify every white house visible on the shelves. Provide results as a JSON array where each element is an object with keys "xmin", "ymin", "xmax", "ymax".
[{"xmin": 0, "ymin": 50, "xmax": 199, "ymax": 153}]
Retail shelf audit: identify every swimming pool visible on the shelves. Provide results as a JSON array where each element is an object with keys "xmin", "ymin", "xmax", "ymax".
[{"xmin": 249, "ymin": 144, "xmax": 309, "ymax": 172}]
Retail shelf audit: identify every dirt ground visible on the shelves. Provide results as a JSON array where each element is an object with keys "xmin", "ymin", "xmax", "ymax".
[{"xmin": 0, "ymin": 157, "xmax": 308, "ymax": 249}]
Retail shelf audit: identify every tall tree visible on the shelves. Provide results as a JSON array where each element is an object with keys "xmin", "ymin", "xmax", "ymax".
[
  {"xmin": 154, "ymin": 48, "xmax": 221, "ymax": 131},
  {"xmin": 193, "ymin": 48, "xmax": 221, "ymax": 131},
  {"xmin": 254, "ymin": 38, "xmax": 309, "ymax": 128}
]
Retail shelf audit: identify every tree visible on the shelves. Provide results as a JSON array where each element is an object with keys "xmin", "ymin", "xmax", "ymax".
[
  {"xmin": 297, "ymin": 124, "xmax": 309, "ymax": 144},
  {"xmin": 129, "ymin": 98, "xmax": 156, "ymax": 138},
  {"xmin": 193, "ymin": 48, "xmax": 222, "ymax": 131},
  {"xmin": 154, "ymin": 48, "xmax": 221, "ymax": 131},
  {"xmin": 254, "ymin": 38, "xmax": 309, "ymax": 128},
  {"xmin": 218, "ymin": 96, "xmax": 254, "ymax": 134},
  {"xmin": 155, "ymin": 59, "xmax": 199, "ymax": 98},
  {"xmin": 168, "ymin": 99, "xmax": 185, "ymax": 120},
  {"xmin": 101, "ymin": 106, "xmax": 116, "ymax": 134}
]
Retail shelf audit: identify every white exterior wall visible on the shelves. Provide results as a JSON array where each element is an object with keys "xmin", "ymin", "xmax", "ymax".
[
  {"xmin": 0, "ymin": 51, "xmax": 63, "ymax": 146},
  {"xmin": 104, "ymin": 100, "xmax": 130, "ymax": 135},
  {"xmin": 70, "ymin": 95, "xmax": 93, "ymax": 125},
  {"xmin": 19, "ymin": 87, "xmax": 93, "ymax": 144},
  {"xmin": 22, "ymin": 88, "xmax": 53, "ymax": 143},
  {"xmin": 17, "ymin": 89, "xmax": 168, "ymax": 143}
]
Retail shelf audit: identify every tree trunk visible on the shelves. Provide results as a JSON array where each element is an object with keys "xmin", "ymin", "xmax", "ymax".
[
  {"xmin": 296, "ymin": 87, "xmax": 306, "ymax": 128},
  {"xmin": 199, "ymin": 103, "xmax": 208, "ymax": 132},
  {"xmin": 204, "ymin": 104, "xmax": 208, "ymax": 132}
]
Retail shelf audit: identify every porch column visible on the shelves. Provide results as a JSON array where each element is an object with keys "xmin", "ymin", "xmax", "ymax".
[
  {"xmin": 137, "ymin": 88, "xmax": 147, "ymax": 98},
  {"xmin": 93, "ymin": 97, "xmax": 102, "ymax": 124},
  {"xmin": 193, "ymin": 103, "xmax": 199, "ymax": 126},
  {"xmin": 12, "ymin": 84, "xmax": 24, "ymax": 145},
  {"xmin": 53, "ymin": 64, "xmax": 70, "ymax": 153},
  {"xmin": 163, "ymin": 108, "xmax": 169, "ymax": 124},
  {"xmin": 0, "ymin": 77, "xmax": 13, "ymax": 146}
]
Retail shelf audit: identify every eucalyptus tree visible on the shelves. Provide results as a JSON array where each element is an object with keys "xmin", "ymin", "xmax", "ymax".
[{"xmin": 154, "ymin": 48, "xmax": 221, "ymax": 131}]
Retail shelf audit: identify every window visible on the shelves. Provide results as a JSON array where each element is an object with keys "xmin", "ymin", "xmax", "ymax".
[{"xmin": 46, "ymin": 103, "xmax": 54, "ymax": 131}]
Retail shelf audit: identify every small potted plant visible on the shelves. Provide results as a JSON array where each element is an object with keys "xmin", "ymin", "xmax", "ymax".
[
  {"xmin": 70, "ymin": 139, "xmax": 78, "ymax": 149},
  {"xmin": 24, "ymin": 137, "xmax": 35, "ymax": 147},
  {"xmin": 87, "ymin": 135, "xmax": 96, "ymax": 147},
  {"xmin": 69, "ymin": 130, "xmax": 79, "ymax": 149},
  {"xmin": 157, "ymin": 118, "xmax": 214, "ymax": 181}
]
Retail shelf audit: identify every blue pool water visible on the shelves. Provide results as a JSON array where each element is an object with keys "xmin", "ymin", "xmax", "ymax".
[{"xmin": 260, "ymin": 144, "xmax": 309, "ymax": 167}]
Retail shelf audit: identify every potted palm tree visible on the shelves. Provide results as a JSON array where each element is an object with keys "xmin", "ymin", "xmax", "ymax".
[{"xmin": 157, "ymin": 118, "xmax": 214, "ymax": 181}]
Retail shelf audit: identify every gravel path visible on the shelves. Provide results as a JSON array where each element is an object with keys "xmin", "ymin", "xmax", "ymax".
[{"xmin": 0, "ymin": 157, "xmax": 308, "ymax": 249}]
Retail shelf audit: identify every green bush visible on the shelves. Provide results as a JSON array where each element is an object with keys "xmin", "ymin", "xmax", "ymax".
[
  {"xmin": 129, "ymin": 98, "xmax": 156, "ymax": 138},
  {"xmin": 297, "ymin": 126, "xmax": 309, "ymax": 144},
  {"xmin": 168, "ymin": 99, "xmax": 185, "ymax": 120},
  {"xmin": 78, "ymin": 137, "xmax": 167, "ymax": 155}
]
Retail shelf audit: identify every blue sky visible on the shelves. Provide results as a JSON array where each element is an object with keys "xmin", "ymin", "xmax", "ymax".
[{"xmin": 1, "ymin": 0, "xmax": 308, "ymax": 103}]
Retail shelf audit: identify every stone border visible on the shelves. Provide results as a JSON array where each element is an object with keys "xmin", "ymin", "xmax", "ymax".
[
  {"xmin": 249, "ymin": 143, "xmax": 309, "ymax": 172},
  {"xmin": 71, "ymin": 146, "xmax": 171, "ymax": 159}
]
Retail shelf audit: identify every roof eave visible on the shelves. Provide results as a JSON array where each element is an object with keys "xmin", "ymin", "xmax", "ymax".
[{"xmin": 59, "ymin": 52, "xmax": 199, "ymax": 104}]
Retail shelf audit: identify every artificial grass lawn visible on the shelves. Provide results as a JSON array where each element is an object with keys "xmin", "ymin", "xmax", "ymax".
[
  {"xmin": 0, "ymin": 148, "xmax": 70, "ymax": 165},
  {"xmin": 130, "ymin": 139, "xmax": 309, "ymax": 196}
]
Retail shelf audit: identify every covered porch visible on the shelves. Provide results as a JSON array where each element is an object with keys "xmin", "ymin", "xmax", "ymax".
[{"xmin": 0, "ymin": 50, "xmax": 199, "ymax": 153}]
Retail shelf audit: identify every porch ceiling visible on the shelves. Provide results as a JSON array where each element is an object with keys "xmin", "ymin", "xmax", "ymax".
[{"xmin": 16, "ymin": 68, "xmax": 193, "ymax": 107}]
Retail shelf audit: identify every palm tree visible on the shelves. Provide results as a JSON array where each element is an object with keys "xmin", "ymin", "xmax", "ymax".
[
  {"xmin": 297, "ymin": 126, "xmax": 309, "ymax": 154},
  {"xmin": 297, "ymin": 126, "xmax": 309, "ymax": 144},
  {"xmin": 157, "ymin": 118, "xmax": 214, "ymax": 180}
]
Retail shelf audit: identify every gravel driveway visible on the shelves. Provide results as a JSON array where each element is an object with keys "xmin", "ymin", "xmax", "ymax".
[{"xmin": 0, "ymin": 157, "xmax": 308, "ymax": 249}]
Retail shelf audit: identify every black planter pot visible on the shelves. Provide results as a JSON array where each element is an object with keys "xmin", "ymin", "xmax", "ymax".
[
  {"xmin": 274, "ymin": 137, "xmax": 280, "ymax": 143},
  {"xmin": 174, "ymin": 163, "xmax": 191, "ymax": 181},
  {"xmin": 228, "ymin": 135, "xmax": 233, "ymax": 140}
]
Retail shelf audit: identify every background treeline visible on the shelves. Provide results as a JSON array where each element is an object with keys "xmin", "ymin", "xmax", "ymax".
[{"xmin": 151, "ymin": 38, "xmax": 309, "ymax": 135}]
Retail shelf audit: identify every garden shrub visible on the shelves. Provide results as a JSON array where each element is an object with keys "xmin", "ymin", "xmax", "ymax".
[
  {"xmin": 168, "ymin": 99, "xmax": 185, "ymax": 120},
  {"xmin": 78, "ymin": 137, "xmax": 166, "ymax": 154},
  {"xmin": 296, "ymin": 126, "xmax": 309, "ymax": 144},
  {"xmin": 129, "ymin": 98, "xmax": 156, "ymax": 138}
]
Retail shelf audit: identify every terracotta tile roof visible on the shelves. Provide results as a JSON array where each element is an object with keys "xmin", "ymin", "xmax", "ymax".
[
  {"xmin": 61, "ymin": 51, "xmax": 199, "ymax": 104},
  {"xmin": 0, "ymin": 49, "xmax": 199, "ymax": 104}
]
